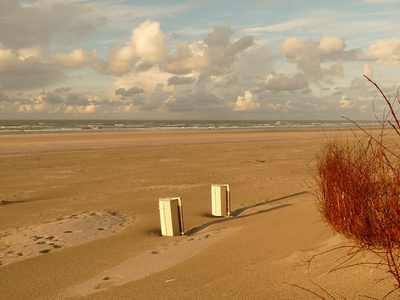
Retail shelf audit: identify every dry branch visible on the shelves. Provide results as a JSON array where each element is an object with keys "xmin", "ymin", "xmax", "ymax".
[{"xmin": 313, "ymin": 76, "xmax": 400, "ymax": 295}]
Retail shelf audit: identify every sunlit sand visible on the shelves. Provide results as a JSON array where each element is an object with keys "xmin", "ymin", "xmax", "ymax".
[{"xmin": 0, "ymin": 130, "xmax": 395, "ymax": 299}]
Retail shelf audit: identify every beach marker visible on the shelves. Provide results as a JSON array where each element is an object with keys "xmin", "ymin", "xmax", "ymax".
[
  {"xmin": 159, "ymin": 197, "xmax": 185, "ymax": 236},
  {"xmin": 211, "ymin": 184, "xmax": 231, "ymax": 217}
]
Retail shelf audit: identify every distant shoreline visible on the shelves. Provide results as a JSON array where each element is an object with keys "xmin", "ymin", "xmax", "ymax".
[{"xmin": 0, "ymin": 119, "xmax": 381, "ymax": 135}]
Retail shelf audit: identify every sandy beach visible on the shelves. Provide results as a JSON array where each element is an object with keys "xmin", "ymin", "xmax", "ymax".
[{"xmin": 0, "ymin": 129, "xmax": 396, "ymax": 299}]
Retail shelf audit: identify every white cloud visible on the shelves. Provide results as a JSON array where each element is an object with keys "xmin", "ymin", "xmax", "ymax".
[
  {"xmin": 4, "ymin": 1, "xmax": 400, "ymax": 120},
  {"xmin": 164, "ymin": 95, "xmax": 176, "ymax": 104},
  {"xmin": 55, "ymin": 22, "xmax": 254, "ymax": 78},
  {"xmin": 163, "ymin": 41, "xmax": 207, "ymax": 75},
  {"xmin": 166, "ymin": 25, "xmax": 254, "ymax": 76},
  {"xmin": 0, "ymin": 48, "xmax": 21, "ymax": 73},
  {"xmin": 65, "ymin": 104, "xmax": 97, "ymax": 115},
  {"xmin": 318, "ymin": 35, "xmax": 345, "ymax": 53},
  {"xmin": 363, "ymin": 38, "xmax": 400, "ymax": 66},
  {"xmin": 0, "ymin": 45, "xmax": 64, "ymax": 90},
  {"xmin": 281, "ymin": 35, "xmax": 355, "ymax": 82},
  {"xmin": 281, "ymin": 37, "xmax": 304, "ymax": 61},
  {"xmin": 55, "ymin": 49, "xmax": 99, "ymax": 68},
  {"xmin": 107, "ymin": 45, "xmax": 138, "ymax": 74},
  {"xmin": 233, "ymin": 91, "xmax": 260, "ymax": 111},
  {"xmin": 55, "ymin": 20, "xmax": 168, "ymax": 75},
  {"xmin": 340, "ymin": 95, "xmax": 355, "ymax": 108},
  {"xmin": 131, "ymin": 19, "xmax": 168, "ymax": 63},
  {"xmin": 17, "ymin": 47, "xmax": 43, "ymax": 60}
]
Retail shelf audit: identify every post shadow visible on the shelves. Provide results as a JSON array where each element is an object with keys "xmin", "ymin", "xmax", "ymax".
[{"xmin": 185, "ymin": 191, "xmax": 309, "ymax": 236}]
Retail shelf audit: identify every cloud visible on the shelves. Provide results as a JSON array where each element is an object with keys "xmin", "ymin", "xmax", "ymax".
[
  {"xmin": 363, "ymin": 38, "xmax": 400, "ymax": 66},
  {"xmin": 139, "ymin": 83, "xmax": 172, "ymax": 111},
  {"xmin": 136, "ymin": 61, "xmax": 154, "ymax": 72},
  {"xmin": 318, "ymin": 35, "xmax": 345, "ymax": 54},
  {"xmin": 0, "ymin": 0, "xmax": 105, "ymax": 90},
  {"xmin": 164, "ymin": 25, "xmax": 254, "ymax": 76},
  {"xmin": 53, "ymin": 21, "xmax": 255, "ymax": 91},
  {"xmin": 4, "ymin": 85, "xmax": 150, "ymax": 117},
  {"xmin": 131, "ymin": 19, "xmax": 169, "ymax": 63},
  {"xmin": 115, "ymin": 87, "xmax": 144, "ymax": 97},
  {"xmin": 167, "ymin": 76, "xmax": 195, "ymax": 86},
  {"xmin": 0, "ymin": 46, "xmax": 57, "ymax": 78},
  {"xmin": 328, "ymin": 61, "xmax": 344, "ymax": 77},
  {"xmin": 258, "ymin": 0, "xmax": 279, "ymax": 4},
  {"xmin": 233, "ymin": 41, "xmax": 274, "ymax": 79},
  {"xmin": 246, "ymin": 18, "xmax": 324, "ymax": 34},
  {"xmin": 363, "ymin": 64, "xmax": 374, "ymax": 77},
  {"xmin": 233, "ymin": 91, "xmax": 260, "ymax": 111},
  {"xmin": 65, "ymin": 103, "xmax": 97, "ymax": 115},
  {"xmin": 362, "ymin": 0, "xmax": 399, "ymax": 3},
  {"xmin": 0, "ymin": 48, "xmax": 65, "ymax": 90},
  {"xmin": 264, "ymin": 72, "xmax": 309, "ymax": 91},
  {"xmin": 281, "ymin": 35, "xmax": 357, "ymax": 84},
  {"xmin": 340, "ymin": 95, "xmax": 355, "ymax": 108},
  {"xmin": 0, "ymin": 0, "xmax": 105, "ymax": 50},
  {"xmin": 266, "ymin": 103, "xmax": 282, "ymax": 111},
  {"xmin": 56, "ymin": 19, "xmax": 168, "ymax": 75},
  {"xmin": 204, "ymin": 25, "xmax": 232, "ymax": 47},
  {"xmin": 41, "ymin": 92, "xmax": 64, "ymax": 105},
  {"xmin": 282, "ymin": 100, "xmax": 298, "ymax": 113},
  {"xmin": 54, "ymin": 87, "xmax": 72, "ymax": 94},
  {"xmin": 201, "ymin": 26, "xmax": 254, "ymax": 75},
  {"xmin": 257, "ymin": 0, "xmax": 299, "ymax": 5},
  {"xmin": 66, "ymin": 93, "xmax": 91, "ymax": 106},
  {"xmin": 106, "ymin": 45, "xmax": 138, "ymax": 75},
  {"xmin": 164, "ymin": 89, "xmax": 225, "ymax": 112},
  {"xmin": 54, "ymin": 49, "xmax": 100, "ymax": 68},
  {"xmin": 163, "ymin": 41, "xmax": 207, "ymax": 75}
]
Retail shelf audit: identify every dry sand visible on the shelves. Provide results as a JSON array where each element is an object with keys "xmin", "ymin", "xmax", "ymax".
[{"xmin": 0, "ymin": 129, "xmax": 397, "ymax": 299}]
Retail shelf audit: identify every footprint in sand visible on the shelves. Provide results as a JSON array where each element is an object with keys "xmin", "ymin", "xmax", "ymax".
[
  {"xmin": 95, "ymin": 275, "xmax": 124, "ymax": 290},
  {"xmin": 0, "ymin": 211, "xmax": 134, "ymax": 266},
  {"xmin": 61, "ymin": 228, "xmax": 238, "ymax": 299},
  {"xmin": 39, "ymin": 249, "xmax": 52, "ymax": 254}
]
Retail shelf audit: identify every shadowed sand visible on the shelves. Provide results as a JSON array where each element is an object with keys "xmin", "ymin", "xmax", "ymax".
[{"xmin": 0, "ymin": 130, "xmax": 397, "ymax": 299}]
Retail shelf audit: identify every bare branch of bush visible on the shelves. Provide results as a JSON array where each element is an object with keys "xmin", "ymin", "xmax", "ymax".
[{"xmin": 313, "ymin": 75, "xmax": 400, "ymax": 295}]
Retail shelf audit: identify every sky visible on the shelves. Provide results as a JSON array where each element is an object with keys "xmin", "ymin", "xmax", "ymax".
[{"xmin": 1, "ymin": 0, "xmax": 400, "ymax": 120}]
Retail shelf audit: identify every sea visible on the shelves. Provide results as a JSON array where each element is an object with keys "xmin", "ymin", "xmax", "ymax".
[{"xmin": 0, "ymin": 119, "xmax": 381, "ymax": 135}]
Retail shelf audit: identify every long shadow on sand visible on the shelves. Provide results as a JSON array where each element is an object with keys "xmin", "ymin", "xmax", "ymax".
[
  {"xmin": 231, "ymin": 191, "xmax": 309, "ymax": 217},
  {"xmin": 0, "ymin": 200, "xmax": 31, "ymax": 206},
  {"xmin": 185, "ymin": 191, "xmax": 309, "ymax": 236}
]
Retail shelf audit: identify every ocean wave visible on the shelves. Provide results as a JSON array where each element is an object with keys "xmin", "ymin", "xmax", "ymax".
[{"xmin": 0, "ymin": 120, "xmax": 381, "ymax": 135}]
